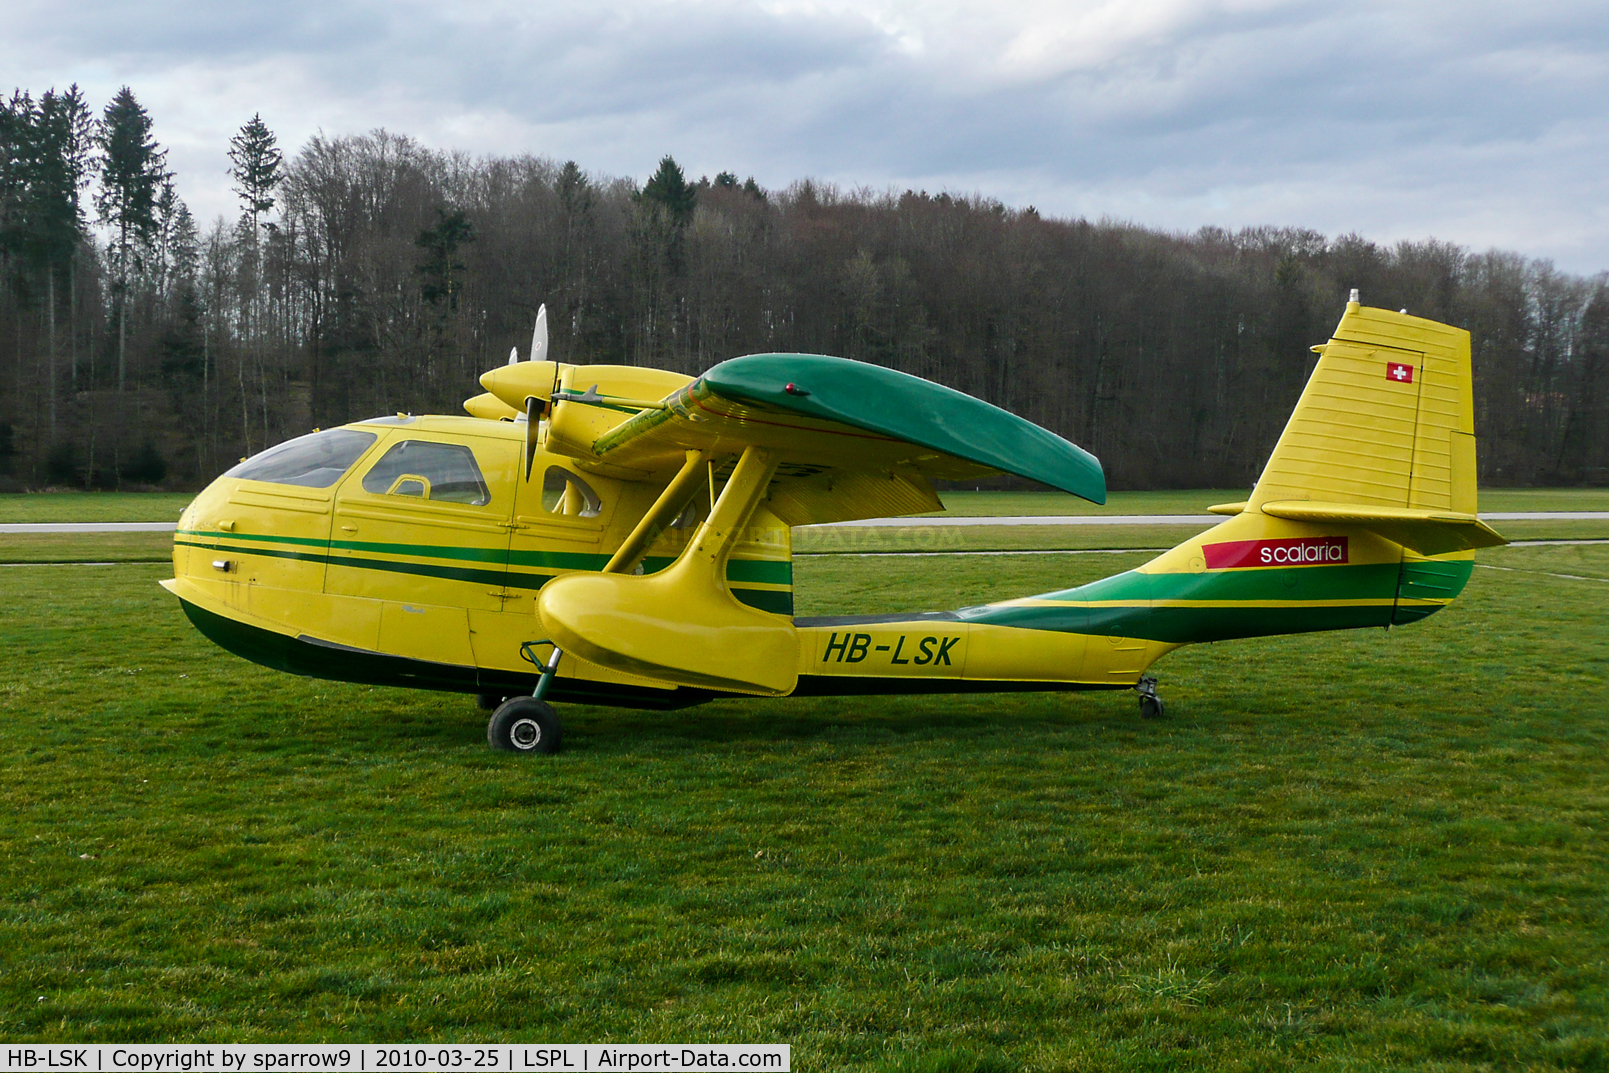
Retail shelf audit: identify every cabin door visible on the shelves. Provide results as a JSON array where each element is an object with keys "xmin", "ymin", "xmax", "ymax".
[
  {"xmin": 502, "ymin": 458, "xmax": 617, "ymax": 606},
  {"xmin": 325, "ymin": 431, "xmax": 520, "ymax": 665}
]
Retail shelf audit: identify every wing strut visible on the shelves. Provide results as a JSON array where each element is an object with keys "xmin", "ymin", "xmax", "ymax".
[
  {"xmin": 536, "ymin": 445, "xmax": 797, "ymax": 695},
  {"xmin": 603, "ymin": 449, "xmax": 710, "ymax": 575}
]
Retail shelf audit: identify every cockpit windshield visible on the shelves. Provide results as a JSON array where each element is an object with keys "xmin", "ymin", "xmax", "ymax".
[{"xmin": 223, "ymin": 428, "xmax": 379, "ymax": 489}]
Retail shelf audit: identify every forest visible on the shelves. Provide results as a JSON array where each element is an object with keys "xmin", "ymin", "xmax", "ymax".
[{"xmin": 2, "ymin": 85, "xmax": 1606, "ymax": 493}]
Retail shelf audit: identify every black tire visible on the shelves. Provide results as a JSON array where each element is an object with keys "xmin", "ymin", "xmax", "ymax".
[
  {"xmin": 476, "ymin": 692, "xmax": 503, "ymax": 711},
  {"xmin": 487, "ymin": 697, "xmax": 563, "ymax": 754},
  {"xmin": 1138, "ymin": 694, "xmax": 1165, "ymax": 720}
]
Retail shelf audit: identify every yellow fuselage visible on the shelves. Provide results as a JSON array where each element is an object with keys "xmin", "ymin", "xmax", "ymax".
[
  {"xmin": 165, "ymin": 301, "xmax": 1494, "ymax": 709},
  {"xmin": 162, "ymin": 415, "xmax": 1183, "ymax": 706}
]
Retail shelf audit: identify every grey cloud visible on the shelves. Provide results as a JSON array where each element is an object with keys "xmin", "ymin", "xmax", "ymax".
[
  {"xmin": 9, "ymin": 0, "xmax": 372, "ymax": 61},
  {"xmin": 3, "ymin": 0, "xmax": 1607, "ymax": 271}
]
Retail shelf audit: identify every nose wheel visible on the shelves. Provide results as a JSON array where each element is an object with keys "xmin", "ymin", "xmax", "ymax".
[
  {"xmin": 487, "ymin": 696, "xmax": 563, "ymax": 754},
  {"xmin": 486, "ymin": 640, "xmax": 566, "ymax": 754},
  {"xmin": 1135, "ymin": 675, "xmax": 1165, "ymax": 719}
]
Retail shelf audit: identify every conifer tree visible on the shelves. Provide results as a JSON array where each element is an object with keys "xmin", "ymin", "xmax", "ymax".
[
  {"xmin": 417, "ymin": 206, "xmax": 475, "ymax": 311},
  {"xmin": 0, "ymin": 91, "xmax": 33, "ymax": 270},
  {"xmin": 227, "ymin": 114, "xmax": 283, "ymax": 454},
  {"xmin": 154, "ymin": 176, "xmax": 198, "ymax": 300},
  {"xmin": 35, "ymin": 85, "xmax": 96, "ymax": 404},
  {"xmin": 95, "ymin": 86, "xmax": 167, "ymax": 394},
  {"xmin": 640, "ymin": 155, "xmax": 696, "ymax": 226},
  {"xmin": 227, "ymin": 113, "xmax": 282, "ymax": 248},
  {"xmin": 637, "ymin": 154, "xmax": 698, "ymax": 291},
  {"xmin": 0, "ymin": 87, "xmax": 96, "ymax": 441}
]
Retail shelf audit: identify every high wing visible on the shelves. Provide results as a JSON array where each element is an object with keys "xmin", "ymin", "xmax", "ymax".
[{"xmin": 477, "ymin": 352, "xmax": 1105, "ymax": 524}]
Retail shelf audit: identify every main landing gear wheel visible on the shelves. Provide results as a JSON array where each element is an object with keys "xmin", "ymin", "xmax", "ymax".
[
  {"xmin": 1135, "ymin": 675, "xmax": 1165, "ymax": 720},
  {"xmin": 487, "ymin": 697, "xmax": 563, "ymax": 754}
]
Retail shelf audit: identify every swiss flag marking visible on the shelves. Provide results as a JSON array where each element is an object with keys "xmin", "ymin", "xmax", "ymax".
[{"xmin": 1387, "ymin": 361, "xmax": 1414, "ymax": 384}]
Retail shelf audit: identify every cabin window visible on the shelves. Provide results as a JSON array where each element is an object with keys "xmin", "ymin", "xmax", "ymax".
[
  {"xmin": 361, "ymin": 440, "xmax": 491, "ymax": 505},
  {"xmin": 541, "ymin": 467, "xmax": 603, "ymax": 518},
  {"xmin": 224, "ymin": 428, "xmax": 378, "ymax": 488}
]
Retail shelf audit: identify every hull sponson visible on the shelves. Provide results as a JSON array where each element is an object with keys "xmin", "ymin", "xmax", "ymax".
[{"xmin": 177, "ymin": 599, "xmax": 719, "ymax": 710}]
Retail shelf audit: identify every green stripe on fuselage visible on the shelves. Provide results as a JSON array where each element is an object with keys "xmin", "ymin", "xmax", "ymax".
[
  {"xmin": 181, "ymin": 528, "xmax": 593, "ymax": 569},
  {"xmin": 1027, "ymin": 563, "xmax": 1404, "ymax": 605},
  {"xmin": 1393, "ymin": 559, "xmax": 1474, "ymax": 624},
  {"xmin": 178, "ymin": 537, "xmax": 536, "ymax": 588},
  {"xmin": 176, "ymin": 531, "xmax": 791, "ymax": 599},
  {"xmin": 733, "ymin": 588, "xmax": 794, "ymax": 615},
  {"xmin": 961, "ymin": 563, "xmax": 1442, "ymax": 644},
  {"xmin": 725, "ymin": 559, "xmax": 793, "ymax": 585}
]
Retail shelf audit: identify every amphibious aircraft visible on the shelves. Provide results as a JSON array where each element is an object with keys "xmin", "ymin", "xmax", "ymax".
[{"xmin": 163, "ymin": 295, "xmax": 1506, "ymax": 753}]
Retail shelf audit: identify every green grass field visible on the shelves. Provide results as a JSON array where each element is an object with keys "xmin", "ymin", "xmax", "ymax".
[
  {"xmin": 1, "ymin": 534, "xmax": 1605, "ymax": 1067},
  {"xmin": 929, "ymin": 488, "xmax": 1609, "ymax": 517},
  {"xmin": 6, "ymin": 487, "xmax": 1609, "ymax": 524},
  {"xmin": 930, "ymin": 490, "xmax": 1245, "ymax": 516},
  {"xmin": 0, "ymin": 493, "xmax": 197, "ymax": 523},
  {"xmin": 6, "ymin": 523, "xmax": 1605, "ymax": 566},
  {"xmin": 4, "ymin": 488, "xmax": 1606, "ymax": 572}
]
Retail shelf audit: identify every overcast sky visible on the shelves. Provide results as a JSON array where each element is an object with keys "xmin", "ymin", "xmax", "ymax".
[{"xmin": 6, "ymin": 0, "xmax": 1608, "ymax": 273}]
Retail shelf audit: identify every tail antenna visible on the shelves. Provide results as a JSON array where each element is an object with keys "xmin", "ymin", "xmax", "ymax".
[{"xmin": 530, "ymin": 304, "xmax": 549, "ymax": 363}]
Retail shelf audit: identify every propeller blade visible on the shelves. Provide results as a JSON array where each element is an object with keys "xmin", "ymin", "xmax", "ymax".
[
  {"xmin": 524, "ymin": 396, "xmax": 541, "ymax": 479},
  {"xmin": 530, "ymin": 304, "xmax": 548, "ymax": 363},
  {"xmin": 507, "ymin": 346, "xmax": 519, "ymax": 366}
]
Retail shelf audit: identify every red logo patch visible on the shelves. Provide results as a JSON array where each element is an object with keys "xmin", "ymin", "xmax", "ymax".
[
  {"xmin": 1203, "ymin": 537, "xmax": 1349, "ymax": 569},
  {"xmin": 1386, "ymin": 361, "xmax": 1414, "ymax": 383}
]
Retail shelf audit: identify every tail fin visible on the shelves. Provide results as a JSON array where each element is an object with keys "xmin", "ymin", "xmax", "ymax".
[
  {"xmin": 1127, "ymin": 299, "xmax": 1508, "ymax": 645},
  {"xmin": 1241, "ymin": 298, "xmax": 1503, "ymax": 555},
  {"xmin": 948, "ymin": 299, "xmax": 1507, "ymax": 693}
]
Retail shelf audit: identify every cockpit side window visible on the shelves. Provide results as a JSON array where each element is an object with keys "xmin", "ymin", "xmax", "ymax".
[
  {"xmin": 669, "ymin": 502, "xmax": 699, "ymax": 529},
  {"xmin": 542, "ymin": 467, "xmax": 604, "ymax": 518},
  {"xmin": 224, "ymin": 428, "xmax": 378, "ymax": 489},
  {"xmin": 362, "ymin": 440, "xmax": 491, "ymax": 505}
]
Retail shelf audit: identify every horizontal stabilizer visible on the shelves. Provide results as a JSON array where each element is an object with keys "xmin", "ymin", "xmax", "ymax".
[{"xmin": 1260, "ymin": 500, "xmax": 1508, "ymax": 555}]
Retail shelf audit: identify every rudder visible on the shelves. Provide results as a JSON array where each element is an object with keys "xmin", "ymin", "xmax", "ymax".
[
  {"xmin": 1240, "ymin": 296, "xmax": 1503, "ymax": 556},
  {"xmin": 1251, "ymin": 296, "xmax": 1477, "ymax": 515}
]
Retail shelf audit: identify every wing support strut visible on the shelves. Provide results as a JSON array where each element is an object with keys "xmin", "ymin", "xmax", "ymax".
[
  {"xmin": 536, "ymin": 445, "xmax": 797, "ymax": 696},
  {"xmin": 603, "ymin": 449, "xmax": 709, "ymax": 575}
]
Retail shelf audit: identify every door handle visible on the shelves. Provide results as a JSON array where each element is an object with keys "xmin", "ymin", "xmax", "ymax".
[{"xmin": 340, "ymin": 525, "xmax": 357, "ymax": 532}]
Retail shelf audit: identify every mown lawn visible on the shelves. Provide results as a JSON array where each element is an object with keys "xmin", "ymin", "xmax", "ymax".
[
  {"xmin": 6, "ymin": 487, "xmax": 1608, "ymax": 523},
  {"xmin": 927, "ymin": 488, "xmax": 1609, "ymax": 517},
  {"xmin": 0, "ymin": 493, "xmax": 197, "ymax": 523},
  {"xmin": 1, "ymin": 490, "xmax": 1217, "ymax": 523},
  {"xmin": 0, "ymin": 539, "xmax": 1605, "ymax": 1068},
  {"xmin": 0, "ymin": 533, "xmax": 178, "ymax": 563},
  {"xmin": 6, "ymin": 523, "xmax": 1606, "ymax": 564}
]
